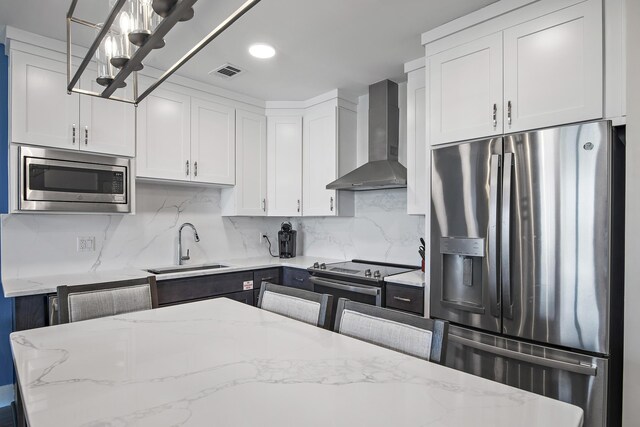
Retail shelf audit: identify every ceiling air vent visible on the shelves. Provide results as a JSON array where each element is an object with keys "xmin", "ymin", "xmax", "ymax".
[{"xmin": 209, "ymin": 63, "xmax": 244, "ymax": 79}]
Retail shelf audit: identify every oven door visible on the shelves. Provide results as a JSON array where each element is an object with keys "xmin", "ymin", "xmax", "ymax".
[
  {"xmin": 309, "ymin": 276, "xmax": 382, "ymax": 329},
  {"xmin": 19, "ymin": 146, "xmax": 130, "ymax": 213}
]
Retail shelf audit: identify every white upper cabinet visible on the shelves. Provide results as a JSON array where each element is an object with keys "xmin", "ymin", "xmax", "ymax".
[
  {"xmin": 10, "ymin": 49, "xmax": 135, "ymax": 156},
  {"xmin": 503, "ymin": 1, "xmax": 602, "ymax": 132},
  {"xmin": 406, "ymin": 66, "xmax": 427, "ymax": 215},
  {"xmin": 190, "ymin": 97, "xmax": 235, "ymax": 185},
  {"xmin": 136, "ymin": 82, "xmax": 191, "ymax": 181},
  {"xmin": 79, "ymin": 75, "xmax": 136, "ymax": 157},
  {"xmin": 222, "ymin": 110, "xmax": 267, "ymax": 216},
  {"xmin": 11, "ymin": 50, "xmax": 79, "ymax": 150},
  {"xmin": 426, "ymin": 0, "xmax": 603, "ymax": 144},
  {"xmin": 267, "ymin": 115, "xmax": 303, "ymax": 217},
  {"xmin": 302, "ymin": 101, "xmax": 356, "ymax": 217},
  {"xmin": 429, "ymin": 33, "xmax": 503, "ymax": 145}
]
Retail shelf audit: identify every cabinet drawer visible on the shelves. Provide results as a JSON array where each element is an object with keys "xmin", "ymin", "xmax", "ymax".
[
  {"xmin": 385, "ymin": 283, "xmax": 424, "ymax": 316},
  {"xmin": 253, "ymin": 268, "xmax": 282, "ymax": 292},
  {"xmin": 156, "ymin": 271, "xmax": 253, "ymax": 305},
  {"xmin": 282, "ymin": 267, "xmax": 313, "ymax": 291}
]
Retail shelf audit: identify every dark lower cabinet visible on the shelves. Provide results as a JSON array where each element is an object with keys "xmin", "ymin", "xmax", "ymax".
[
  {"xmin": 220, "ymin": 290, "xmax": 254, "ymax": 305},
  {"xmin": 156, "ymin": 271, "xmax": 254, "ymax": 306},
  {"xmin": 282, "ymin": 267, "xmax": 313, "ymax": 291},
  {"xmin": 253, "ymin": 289, "xmax": 261, "ymax": 306},
  {"xmin": 385, "ymin": 283, "xmax": 424, "ymax": 316},
  {"xmin": 253, "ymin": 268, "xmax": 281, "ymax": 292}
]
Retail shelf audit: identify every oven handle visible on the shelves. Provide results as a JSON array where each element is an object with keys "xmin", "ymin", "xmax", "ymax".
[{"xmin": 309, "ymin": 276, "xmax": 381, "ymax": 297}]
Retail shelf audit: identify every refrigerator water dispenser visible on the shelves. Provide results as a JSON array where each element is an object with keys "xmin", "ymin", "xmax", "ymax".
[{"xmin": 440, "ymin": 237, "xmax": 485, "ymax": 312}]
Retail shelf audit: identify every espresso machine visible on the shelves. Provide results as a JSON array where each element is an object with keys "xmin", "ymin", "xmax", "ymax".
[{"xmin": 278, "ymin": 222, "xmax": 297, "ymax": 258}]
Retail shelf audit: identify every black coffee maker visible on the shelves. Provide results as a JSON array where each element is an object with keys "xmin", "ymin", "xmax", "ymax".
[{"xmin": 278, "ymin": 222, "xmax": 297, "ymax": 258}]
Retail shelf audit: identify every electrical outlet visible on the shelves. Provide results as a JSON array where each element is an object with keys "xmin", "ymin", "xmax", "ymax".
[
  {"xmin": 259, "ymin": 232, "xmax": 267, "ymax": 244},
  {"xmin": 77, "ymin": 236, "xmax": 95, "ymax": 252}
]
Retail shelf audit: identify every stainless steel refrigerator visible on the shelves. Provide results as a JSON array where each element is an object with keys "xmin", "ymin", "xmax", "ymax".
[{"xmin": 430, "ymin": 120, "xmax": 624, "ymax": 427}]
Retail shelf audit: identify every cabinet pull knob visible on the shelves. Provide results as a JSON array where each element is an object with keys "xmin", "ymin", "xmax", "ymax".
[
  {"xmin": 393, "ymin": 296, "xmax": 412, "ymax": 303},
  {"xmin": 507, "ymin": 101, "xmax": 512, "ymax": 126},
  {"xmin": 262, "ymin": 198, "xmax": 266, "ymax": 212},
  {"xmin": 186, "ymin": 160, "xmax": 190, "ymax": 176},
  {"xmin": 84, "ymin": 126, "xmax": 88, "ymax": 145},
  {"xmin": 194, "ymin": 161, "xmax": 198, "ymax": 177},
  {"xmin": 297, "ymin": 199, "xmax": 300, "ymax": 213},
  {"xmin": 72, "ymin": 124, "xmax": 76, "ymax": 144},
  {"xmin": 330, "ymin": 197, "xmax": 334, "ymax": 212},
  {"xmin": 492, "ymin": 103, "xmax": 497, "ymax": 128}
]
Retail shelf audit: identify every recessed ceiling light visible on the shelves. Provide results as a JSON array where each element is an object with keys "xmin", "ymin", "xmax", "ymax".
[{"xmin": 249, "ymin": 43, "xmax": 276, "ymax": 59}]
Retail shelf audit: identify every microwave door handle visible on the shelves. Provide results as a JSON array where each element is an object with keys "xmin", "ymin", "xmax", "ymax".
[
  {"xmin": 501, "ymin": 152, "xmax": 514, "ymax": 319},
  {"xmin": 449, "ymin": 335, "xmax": 597, "ymax": 376},
  {"xmin": 488, "ymin": 154, "xmax": 501, "ymax": 318}
]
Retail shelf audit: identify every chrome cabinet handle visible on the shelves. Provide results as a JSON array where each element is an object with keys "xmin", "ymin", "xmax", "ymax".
[
  {"xmin": 194, "ymin": 161, "xmax": 198, "ymax": 177},
  {"xmin": 72, "ymin": 124, "xmax": 76, "ymax": 144},
  {"xmin": 297, "ymin": 199, "xmax": 300, "ymax": 213},
  {"xmin": 488, "ymin": 154, "xmax": 501, "ymax": 318},
  {"xmin": 507, "ymin": 101, "xmax": 512, "ymax": 125},
  {"xmin": 84, "ymin": 126, "xmax": 88, "ymax": 145},
  {"xmin": 393, "ymin": 296, "xmax": 412, "ymax": 303},
  {"xmin": 501, "ymin": 152, "xmax": 514, "ymax": 319},
  {"xmin": 492, "ymin": 103, "xmax": 497, "ymax": 128},
  {"xmin": 186, "ymin": 160, "xmax": 190, "ymax": 176},
  {"xmin": 330, "ymin": 196, "xmax": 334, "ymax": 212},
  {"xmin": 262, "ymin": 198, "xmax": 266, "ymax": 212}
]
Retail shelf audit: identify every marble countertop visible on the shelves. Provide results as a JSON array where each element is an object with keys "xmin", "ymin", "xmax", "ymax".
[
  {"xmin": 10, "ymin": 298, "xmax": 583, "ymax": 427},
  {"xmin": 384, "ymin": 269, "xmax": 425, "ymax": 287},
  {"xmin": 1, "ymin": 256, "xmax": 342, "ymax": 298}
]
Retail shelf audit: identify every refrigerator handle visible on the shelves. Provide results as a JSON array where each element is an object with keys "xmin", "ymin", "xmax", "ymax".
[
  {"xmin": 450, "ymin": 335, "xmax": 597, "ymax": 376},
  {"xmin": 501, "ymin": 152, "xmax": 514, "ymax": 319},
  {"xmin": 488, "ymin": 154, "xmax": 501, "ymax": 318}
]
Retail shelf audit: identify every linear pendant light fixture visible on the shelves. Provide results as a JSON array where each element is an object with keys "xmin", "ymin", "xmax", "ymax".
[{"xmin": 66, "ymin": 0, "xmax": 262, "ymax": 105}]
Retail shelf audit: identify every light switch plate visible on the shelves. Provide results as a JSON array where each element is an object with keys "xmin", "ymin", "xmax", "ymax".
[{"xmin": 77, "ymin": 236, "xmax": 95, "ymax": 252}]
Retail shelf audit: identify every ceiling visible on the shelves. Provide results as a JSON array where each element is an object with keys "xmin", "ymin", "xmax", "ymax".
[{"xmin": 0, "ymin": 0, "xmax": 495, "ymax": 101}]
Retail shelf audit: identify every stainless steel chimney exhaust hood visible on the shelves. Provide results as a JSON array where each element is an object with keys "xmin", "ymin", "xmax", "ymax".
[{"xmin": 326, "ymin": 79, "xmax": 406, "ymax": 191}]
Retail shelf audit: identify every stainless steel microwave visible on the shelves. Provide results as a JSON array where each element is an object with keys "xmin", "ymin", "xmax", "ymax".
[{"xmin": 18, "ymin": 146, "xmax": 132, "ymax": 213}]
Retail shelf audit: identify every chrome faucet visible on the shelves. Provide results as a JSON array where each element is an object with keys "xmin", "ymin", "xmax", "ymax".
[{"xmin": 178, "ymin": 223, "xmax": 200, "ymax": 265}]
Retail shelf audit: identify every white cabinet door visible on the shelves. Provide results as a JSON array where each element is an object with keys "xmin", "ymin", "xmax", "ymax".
[
  {"xmin": 136, "ymin": 83, "xmax": 191, "ymax": 181},
  {"xmin": 503, "ymin": 1, "xmax": 602, "ymax": 132},
  {"xmin": 267, "ymin": 115, "xmax": 302, "ymax": 217},
  {"xmin": 234, "ymin": 109, "xmax": 267, "ymax": 216},
  {"xmin": 407, "ymin": 67, "xmax": 427, "ymax": 215},
  {"xmin": 429, "ymin": 32, "xmax": 503, "ymax": 145},
  {"xmin": 191, "ymin": 97, "xmax": 235, "ymax": 185},
  {"xmin": 10, "ymin": 50, "xmax": 79, "ymax": 149},
  {"xmin": 79, "ymin": 75, "xmax": 135, "ymax": 157},
  {"xmin": 303, "ymin": 102, "xmax": 337, "ymax": 216}
]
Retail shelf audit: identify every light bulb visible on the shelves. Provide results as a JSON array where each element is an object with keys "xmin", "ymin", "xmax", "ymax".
[{"xmin": 119, "ymin": 11, "xmax": 131, "ymax": 35}]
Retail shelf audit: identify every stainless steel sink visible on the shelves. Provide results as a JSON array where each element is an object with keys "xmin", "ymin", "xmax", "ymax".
[{"xmin": 146, "ymin": 264, "xmax": 228, "ymax": 275}]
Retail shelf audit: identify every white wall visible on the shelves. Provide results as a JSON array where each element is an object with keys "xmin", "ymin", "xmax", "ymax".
[
  {"xmin": 0, "ymin": 183, "xmax": 424, "ymax": 281},
  {"xmin": 623, "ymin": 0, "xmax": 640, "ymax": 425}
]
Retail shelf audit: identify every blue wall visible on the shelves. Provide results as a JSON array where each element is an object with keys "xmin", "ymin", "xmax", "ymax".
[{"xmin": 0, "ymin": 43, "xmax": 14, "ymax": 388}]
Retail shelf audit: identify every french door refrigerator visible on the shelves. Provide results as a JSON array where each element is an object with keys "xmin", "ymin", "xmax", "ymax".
[{"xmin": 430, "ymin": 121, "xmax": 624, "ymax": 427}]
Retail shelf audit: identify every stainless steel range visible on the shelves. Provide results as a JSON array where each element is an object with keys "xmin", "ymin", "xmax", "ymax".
[{"xmin": 308, "ymin": 259, "xmax": 418, "ymax": 327}]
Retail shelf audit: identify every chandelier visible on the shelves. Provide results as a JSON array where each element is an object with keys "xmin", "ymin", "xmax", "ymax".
[{"xmin": 66, "ymin": 0, "xmax": 261, "ymax": 104}]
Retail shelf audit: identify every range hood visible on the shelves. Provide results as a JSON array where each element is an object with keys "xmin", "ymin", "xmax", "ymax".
[{"xmin": 327, "ymin": 79, "xmax": 406, "ymax": 191}]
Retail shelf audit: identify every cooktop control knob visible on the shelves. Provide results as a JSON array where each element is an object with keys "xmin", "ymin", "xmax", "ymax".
[
  {"xmin": 313, "ymin": 262, "xmax": 320, "ymax": 269},
  {"xmin": 320, "ymin": 263, "xmax": 326, "ymax": 270},
  {"xmin": 364, "ymin": 269, "xmax": 372, "ymax": 277},
  {"xmin": 373, "ymin": 270, "xmax": 381, "ymax": 278}
]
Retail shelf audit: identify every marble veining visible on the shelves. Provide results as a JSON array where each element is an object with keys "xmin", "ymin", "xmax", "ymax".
[
  {"xmin": 1, "ymin": 183, "xmax": 423, "ymax": 286},
  {"xmin": 10, "ymin": 298, "xmax": 583, "ymax": 427},
  {"xmin": 385, "ymin": 269, "xmax": 426, "ymax": 287}
]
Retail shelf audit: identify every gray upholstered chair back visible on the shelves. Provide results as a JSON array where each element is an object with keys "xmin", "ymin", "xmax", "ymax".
[
  {"xmin": 257, "ymin": 282, "xmax": 333, "ymax": 329},
  {"xmin": 334, "ymin": 298, "xmax": 449, "ymax": 364},
  {"xmin": 57, "ymin": 276, "xmax": 158, "ymax": 324}
]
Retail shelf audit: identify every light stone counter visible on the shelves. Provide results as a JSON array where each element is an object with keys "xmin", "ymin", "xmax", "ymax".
[
  {"xmin": 384, "ymin": 269, "xmax": 425, "ymax": 287},
  {"xmin": 1, "ymin": 256, "xmax": 342, "ymax": 298},
  {"xmin": 10, "ymin": 298, "xmax": 583, "ymax": 427}
]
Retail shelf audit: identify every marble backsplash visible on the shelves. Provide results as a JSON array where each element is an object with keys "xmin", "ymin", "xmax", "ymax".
[{"xmin": 1, "ymin": 182, "xmax": 424, "ymax": 280}]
